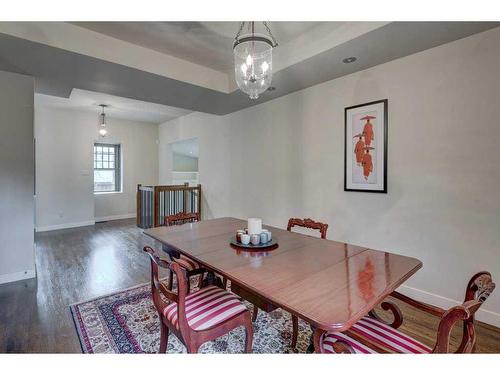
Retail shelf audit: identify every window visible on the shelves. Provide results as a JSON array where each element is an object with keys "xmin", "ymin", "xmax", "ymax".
[{"xmin": 94, "ymin": 143, "xmax": 121, "ymax": 193}]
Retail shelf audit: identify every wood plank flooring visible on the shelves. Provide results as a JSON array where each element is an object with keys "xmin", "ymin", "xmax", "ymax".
[{"xmin": 0, "ymin": 218, "xmax": 498, "ymax": 353}]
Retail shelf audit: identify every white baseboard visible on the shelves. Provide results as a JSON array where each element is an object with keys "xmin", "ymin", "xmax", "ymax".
[
  {"xmin": 95, "ymin": 213, "xmax": 136, "ymax": 222},
  {"xmin": 0, "ymin": 269, "xmax": 36, "ymax": 285},
  {"xmin": 398, "ymin": 284, "xmax": 500, "ymax": 328},
  {"xmin": 35, "ymin": 220, "xmax": 95, "ymax": 232},
  {"xmin": 35, "ymin": 214, "xmax": 136, "ymax": 232}
]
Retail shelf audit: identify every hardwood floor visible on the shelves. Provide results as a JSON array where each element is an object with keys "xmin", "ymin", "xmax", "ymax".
[
  {"xmin": 0, "ymin": 218, "xmax": 499, "ymax": 353},
  {"xmin": 0, "ymin": 219, "xmax": 154, "ymax": 353}
]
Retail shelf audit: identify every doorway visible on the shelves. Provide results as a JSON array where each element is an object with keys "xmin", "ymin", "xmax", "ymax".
[{"xmin": 170, "ymin": 138, "xmax": 199, "ymax": 186}]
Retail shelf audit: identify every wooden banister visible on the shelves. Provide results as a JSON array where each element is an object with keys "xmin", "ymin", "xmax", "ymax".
[{"xmin": 137, "ymin": 184, "xmax": 202, "ymax": 228}]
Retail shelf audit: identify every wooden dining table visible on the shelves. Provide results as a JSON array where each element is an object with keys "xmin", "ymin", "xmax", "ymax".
[{"xmin": 144, "ymin": 217, "xmax": 422, "ymax": 351}]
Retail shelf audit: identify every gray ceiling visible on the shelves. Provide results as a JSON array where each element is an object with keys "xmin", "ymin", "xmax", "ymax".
[
  {"xmin": 72, "ymin": 22, "xmax": 324, "ymax": 72},
  {"xmin": 0, "ymin": 22, "xmax": 498, "ymax": 116}
]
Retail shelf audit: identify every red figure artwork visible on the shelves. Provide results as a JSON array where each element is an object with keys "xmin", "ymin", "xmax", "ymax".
[
  {"xmin": 361, "ymin": 147, "xmax": 374, "ymax": 180},
  {"xmin": 361, "ymin": 115, "xmax": 375, "ymax": 146},
  {"xmin": 353, "ymin": 134, "xmax": 365, "ymax": 165},
  {"xmin": 345, "ymin": 99, "xmax": 387, "ymax": 193}
]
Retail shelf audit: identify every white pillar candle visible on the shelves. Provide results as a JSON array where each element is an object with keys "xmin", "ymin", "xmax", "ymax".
[{"xmin": 247, "ymin": 218, "xmax": 262, "ymax": 235}]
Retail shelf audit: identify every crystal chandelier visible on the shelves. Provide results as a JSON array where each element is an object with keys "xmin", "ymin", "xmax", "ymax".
[{"xmin": 233, "ymin": 22, "xmax": 278, "ymax": 99}]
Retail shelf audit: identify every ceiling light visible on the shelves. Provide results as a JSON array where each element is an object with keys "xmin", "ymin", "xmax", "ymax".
[
  {"xmin": 99, "ymin": 104, "xmax": 108, "ymax": 138},
  {"xmin": 342, "ymin": 57, "xmax": 357, "ymax": 64},
  {"xmin": 233, "ymin": 22, "xmax": 278, "ymax": 100}
]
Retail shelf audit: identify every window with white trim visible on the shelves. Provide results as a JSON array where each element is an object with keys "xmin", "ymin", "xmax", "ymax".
[{"xmin": 94, "ymin": 143, "xmax": 121, "ymax": 193}]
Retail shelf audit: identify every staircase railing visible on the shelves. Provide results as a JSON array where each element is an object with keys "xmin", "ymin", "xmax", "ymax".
[{"xmin": 136, "ymin": 183, "xmax": 201, "ymax": 228}]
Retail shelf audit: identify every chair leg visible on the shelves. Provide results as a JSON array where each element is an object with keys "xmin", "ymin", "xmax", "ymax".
[
  {"xmin": 252, "ymin": 305, "xmax": 259, "ymax": 322},
  {"xmin": 244, "ymin": 315, "xmax": 254, "ymax": 353},
  {"xmin": 291, "ymin": 315, "xmax": 299, "ymax": 349},
  {"xmin": 187, "ymin": 343, "xmax": 199, "ymax": 353},
  {"xmin": 159, "ymin": 322, "xmax": 169, "ymax": 354}
]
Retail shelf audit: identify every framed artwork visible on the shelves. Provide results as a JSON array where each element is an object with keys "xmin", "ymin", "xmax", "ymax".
[{"xmin": 344, "ymin": 99, "xmax": 387, "ymax": 193}]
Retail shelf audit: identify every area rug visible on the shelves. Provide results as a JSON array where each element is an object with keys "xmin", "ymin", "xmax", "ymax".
[{"xmin": 70, "ymin": 281, "xmax": 313, "ymax": 353}]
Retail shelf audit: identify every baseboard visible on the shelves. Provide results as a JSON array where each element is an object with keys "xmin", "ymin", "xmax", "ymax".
[
  {"xmin": 0, "ymin": 269, "xmax": 36, "ymax": 285},
  {"xmin": 94, "ymin": 213, "xmax": 136, "ymax": 222},
  {"xmin": 398, "ymin": 284, "xmax": 500, "ymax": 328},
  {"xmin": 35, "ymin": 214, "xmax": 136, "ymax": 232},
  {"xmin": 35, "ymin": 220, "xmax": 96, "ymax": 232}
]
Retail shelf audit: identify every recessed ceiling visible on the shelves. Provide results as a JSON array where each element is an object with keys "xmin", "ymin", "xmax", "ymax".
[
  {"xmin": 1, "ymin": 22, "xmax": 499, "ymax": 115},
  {"xmin": 71, "ymin": 22, "xmax": 330, "ymax": 73},
  {"xmin": 35, "ymin": 89, "xmax": 191, "ymax": 124}
]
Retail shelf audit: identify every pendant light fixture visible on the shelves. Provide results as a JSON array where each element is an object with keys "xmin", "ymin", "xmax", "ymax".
[
  {"xmin": 233, "ymin": 22, "xmax": 278, "ymax": 99},
  {"xmin": 98, "ymin": 104, "xmax": 108, "ymax": 137}
]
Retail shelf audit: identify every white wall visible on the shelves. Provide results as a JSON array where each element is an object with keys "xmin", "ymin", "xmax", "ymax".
[
  {"xmin": 158, "ymin": 27, "xmax": 500, "ymax": 326},
  {"xmin": 35, "ymin": 105, "xmax": 158, "ymax": 230},
  {"xmin": 173, "ymin": 153, "xmax": 198, "ymax": 172},
  {"xmin": 0, "ymin": 70, "xmax": 35, "ymax": 284},
  {"xmin": 159, "ymin": 112, "xmax": 231, "ymax": 219}
]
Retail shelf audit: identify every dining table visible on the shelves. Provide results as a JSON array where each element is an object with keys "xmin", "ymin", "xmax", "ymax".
[{"xmin": 144, "ymin": 217, "xmax": 422, "ymax": 352}]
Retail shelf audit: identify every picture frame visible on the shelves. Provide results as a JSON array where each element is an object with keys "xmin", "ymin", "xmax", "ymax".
[{"xmin": 344, "ymin": 99, "xmax": 388, "ymax": 193}]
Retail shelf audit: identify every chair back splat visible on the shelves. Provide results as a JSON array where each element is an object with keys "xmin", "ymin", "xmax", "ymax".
[
  {"xmin": 287, "ymin": 217, "xmax": 329, "ymax": 239},
  {"xmin": 164, "ymin": 212, "xmax": 200, "ymax": 226}
]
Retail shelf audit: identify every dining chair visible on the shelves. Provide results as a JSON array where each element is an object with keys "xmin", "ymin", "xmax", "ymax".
[
  {"xmin": 314, "ymin": 271, "xmax": 495, "ymax": 354},
  {"xmin": 144, "ymin": 246, "xmax": 253, "ymax": 353},
  {"xmin": 165, "ymin": 212, "xmax": 229, "ymax": 290},
  {"xmin": 287, "ymin": 217, "xmax": 329, "ymax": 239},
  {"xmin": 164, "ymin": 212, "xmax": 200, "ymax": 226},
  {"xmin": 252, "ymin": 217, "xmax": 329, "ymax": 350},
  {"xmin": 163, "ymin": 212, "xmax": 205, "ymax": 292}
]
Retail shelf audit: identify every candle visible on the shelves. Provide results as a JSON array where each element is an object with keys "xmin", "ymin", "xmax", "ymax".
[{"xmin": 247, "ymin": 218, "xmax": 262, "ymax": 235}]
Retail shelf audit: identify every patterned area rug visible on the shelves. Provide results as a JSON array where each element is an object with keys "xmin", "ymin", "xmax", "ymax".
[{"xmin": 70, "ymin": 281, "xmax": 313, "ymax": 353}]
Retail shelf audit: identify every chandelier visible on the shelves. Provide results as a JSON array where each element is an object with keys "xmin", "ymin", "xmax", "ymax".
[
  {"xmin": 233, "ymin": 22, "xmax": 278, "ymax": 99},
  {"xmin": 98, "ymin": 104, "xmax": 108, "ymax": 137}
]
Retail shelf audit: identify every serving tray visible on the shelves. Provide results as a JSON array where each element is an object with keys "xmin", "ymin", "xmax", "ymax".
[{"xmin": 229, "ymin": 236, "xmax": 278, "ymax": 250}]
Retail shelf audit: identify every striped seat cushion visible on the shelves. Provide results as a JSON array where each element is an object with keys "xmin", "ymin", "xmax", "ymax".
[
  {"xmin": 322, "ymin": 332, "xmax": 376, "ymax": 354},
  {"xmin": 163, "ymin": 285, "xmax": 248, "ymax": 331},
  {"xmin": 347, "ymin": 316, "xmax": 432, "ymax": 354},
  {"xmin": 172, "ymin": 254, "xmax": 201, "ymax": 271}
]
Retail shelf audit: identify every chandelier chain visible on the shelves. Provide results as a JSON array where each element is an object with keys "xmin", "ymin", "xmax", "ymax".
[
  {"xmin": 234, "ymin": 22, "xmax": 246, "ymax": 41},
  {"xmin": 234, "ymin": 21, "xmax": 278, "ymax": 47},
  {"xmin": 263, "ymin": 22, "xmax": 278, "ymax": 46}
]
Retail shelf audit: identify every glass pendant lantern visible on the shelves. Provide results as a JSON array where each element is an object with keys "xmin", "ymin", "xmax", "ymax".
[
  {"xmin": 233, "ymin": 22, "xmax": 278, "ymax": 99},
  {"xmin": 99, "ymin": 104, "xmax": 108, "ymax": 137}
]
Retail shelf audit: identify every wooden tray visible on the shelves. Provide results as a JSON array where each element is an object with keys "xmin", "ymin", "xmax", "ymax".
[{"xmin": 229, "ymin": 236, "xmax": 278, "ymax": 251}]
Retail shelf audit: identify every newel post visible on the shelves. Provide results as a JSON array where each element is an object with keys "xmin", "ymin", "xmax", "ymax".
[{"xmin": 136, "ymin": 184, "xmax": 142, "ymax": 227}]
